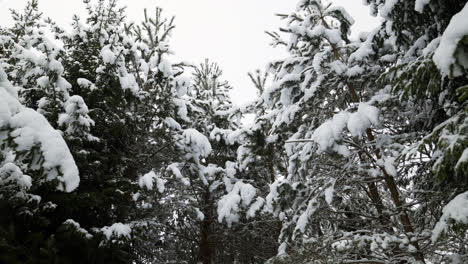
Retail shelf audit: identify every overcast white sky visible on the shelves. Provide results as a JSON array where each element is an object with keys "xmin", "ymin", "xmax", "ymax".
[{"xmin": 0, "ymin": 0, "xmax": 378, "ymax": 105}]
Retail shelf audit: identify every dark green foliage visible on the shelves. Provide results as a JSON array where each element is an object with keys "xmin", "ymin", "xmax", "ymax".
[
  {"xmin": 2, "ymin": 0, "xmax": 467, "ymax": 264},
  {"xmin": 0, "ymin": 0, "xmax": 186, "ymax": 263}
]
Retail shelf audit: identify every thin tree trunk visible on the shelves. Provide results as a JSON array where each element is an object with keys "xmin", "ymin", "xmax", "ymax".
[
  {"xmin": 268, "ymin": 161, "xmax": 276, "ymax": 183},
  {"xmin": 199, "ymin": 190, "xmax": 214, "ymax": 264},
  {"xmin": 349, "ymin": 83, "xmax": 426, "ymax": 263},
  {"xmin": 324, "ymin": 18, "xmax": 425, "ymax": 259}
]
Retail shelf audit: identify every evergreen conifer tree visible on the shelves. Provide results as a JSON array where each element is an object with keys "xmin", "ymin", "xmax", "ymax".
[
  {"xmin": 1, "ymin": 0, "xmax": 467, "ymax": 263},
  {"xmin": 255, "ymin": 0, "xmax": 468, "ymax": 263},
  {"xmin": 1, "ymin": 1, "xmax": 190, "ymax": 262}
]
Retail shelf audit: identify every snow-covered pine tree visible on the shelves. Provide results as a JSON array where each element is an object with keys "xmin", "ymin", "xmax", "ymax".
[
  {"xmin": 195, "ymin": 62, "xmax": 280, "ymax": 264},
  {"xmin": 235, "ymin": 69, "xmax": 288, "ymax": 185},
  {"xmin": 0, "ymin": 2, "xmax": 100, "ymax": 262},
  {"xmin": 0, "ymin": 63, "xmax": 81, "ymax": 262},
  {"xmin": 57, "ymin": 1, "xmax": 192, "ymax": 262},
  {"xmin": 363, "ymin": 0, "xmax": 468, "ymax": 262},
  {"xmin": 2, "ymin": 0, "xmax": 465, "ymax": 263},
  {"xmin": 222, "ymin": 69, "xmax": 284, "ymax": 263},
  {"xmin": 0, "ymin": 0, "xmax": 74, "ymax": 126},
  {"xmin": 155, "ymin": 59, "xmax": 238, "ymax": 263},
  {"xmin": 257, "ymin": 0, "xmax": 468, "ymax": 263},
  {"xmin": 153, "ymin": 59, "xmax": 276, "ymax": 263},
  {"xmin": 250, "ymin": 0, "xmax": 432, "ymax": 263},
  {"xmin": 117, "ymin": 6, "xmax": 193, "ymax": 262},
  {"xmin": 257, "ymin": 2, "xmax": 387, "ymax": 262},
  {"xmin": 1, "ymin": 0, "xmax": 190, "ymax": 262}
]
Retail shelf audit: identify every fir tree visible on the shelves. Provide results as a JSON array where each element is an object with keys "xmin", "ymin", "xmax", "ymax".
[
  {"xmin": 1, "ymin": 1, "xmax": 189, "ymax": 262},
  {"xmin": 257, "ymin": 0, "xmax": 468, "ymax": 263}
]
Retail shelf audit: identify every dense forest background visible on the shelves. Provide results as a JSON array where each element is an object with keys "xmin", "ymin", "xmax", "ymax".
[{"xmin": 0, "ymin": 0, "xmax": 467, "ymax": 263}]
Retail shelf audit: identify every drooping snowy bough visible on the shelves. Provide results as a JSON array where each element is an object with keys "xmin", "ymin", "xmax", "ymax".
[{"xmin": 0, "ymin": 66, "xmax": 79, "ymax": 192}]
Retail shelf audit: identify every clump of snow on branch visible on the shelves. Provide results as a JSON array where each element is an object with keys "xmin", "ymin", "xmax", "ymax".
[
  {"xmin": 324, "ymin": 178, "xmax": 336, "ymax": 205},
  {"xmin": 433, "ymin": 2, "xmax": 468, "ymax": 77},
  {"xmin": 100, "ymin": 45, "xmax": 116, "ymax": 64},
  {"xmin": 217, "ymin": 181, "xmax": 257, "ymax": 227},
  {"xmin": 167, "ymin": 163, "xmax": 190, "ymax": 186},
  {"xmin": 265, "ymin": 179, "xmax": 284, "ymax": 213},
  {"xmin": 0, "ymin": 66, "xmax": 79, "ymax": 192},
  {"xmin": 379, "ymin": 0, "xmax": 399, "ymax": 19},
  {"xmin": 247, "ymin": 197, "xmax": 265, "ymax": 219},
  {"xmin": 311, "ymin": 111, "xmax": 350, "ymax": 151},
  {"xmin": 194, "ymin": 207, "xmax": 205, "ymax": 221},
  {"xmin": 10, "ymin": 110, "xmax": 80, "ymax": 191},
  {"xmin": 58, "ymin": 95, "xmax": 97, "ymax": 141},
  {"xmin": 63, "ymin": 219, "xmax": 93, "ymax": 239},
  {"xmin": 432, "ymin": 191, "xmax": 468, "ymax": 242},
  {"xmin": 0, "ymin": 163, "xmax": 32, "ymax": 192},
  {"xmin": 294, "ymin": 197, "xmax": 319, "ymax": 236},
  {"xmin": 139, "ymin": 170, "xmax": 165, "ymax": 193},
  {"xmin": 347, "ymin": 103, "xmax": 380, "ymax": 137},
  {"xmin": 101, "ymin": 223, "xmax": 131, "ymax": 240},
  {"xmin": 77, "ymin": 78, "xmax": 97, "ymax": 91},
  {"xmin": 179, "ymin": 129, "xmax": 212, "ymax": 161},
  {"xmin": 309, "ymin": 102, "xmax": 380, "ymax": 152},
  {"xmin": 415, "ymin": 0, "xmax": 430, "ymax": 13}
]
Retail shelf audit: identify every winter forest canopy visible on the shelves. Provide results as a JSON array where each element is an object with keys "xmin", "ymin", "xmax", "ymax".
[{"xmin": 0, "ymin": 0, "xmax": 467, "ymax": 263}]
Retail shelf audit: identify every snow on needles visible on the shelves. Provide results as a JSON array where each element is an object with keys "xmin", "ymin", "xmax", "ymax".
[
  {"xmin": 139, "ymin": 171, "xmax": 165, "ymax": 193},
  {"xmin": 432, "ymin": 191, "xmax": 468, "ymax": 242},
  {"xmin": 217, "ymin": 181, "xmax": 257, "ymax": 227},
  {"xmin": 100, "ymin": 45, "xmax": 116, "ymax": 64},
  {"xmin": 415, "ymin": 0, "xmax": 430, "ymax": 13},
  {"xmin": 379, "ymin": 0, "xmax": 399, "ymax": 19},
  {"xmin": 0, "ymin": 66, "xmax": 79, "ymax": 192},
  {"xmin": 0, "ymin": 163, "xmax": 32, "ymax": 191},
  {"xmin": 63, "ymin": 219, "xmax": 93, "ymax": 239},
  {"xmin": 101, "ymin": 223, "xmax": 132, "ymax": 240},
  {"xmin": 433, "ymin": 2, "xmax": 468, "ymax": 77},
  {"xmin": 10, "ymin": 109, "xmax": 80, "ymax": 192},
  {"xmin": 294, "ymin": 197, "xmax": 319, "ymax": 236},
  {"xmin": 180, "ymin": 129, "xmax": 212, "ymax": 161},
  {"xmin": 311, "ymin": 102, "xmax": 380, "ymax": 152},
  {"xmin": 347, "ymin": 103, "xmax": 380, "ymax": 137},
  {"xmin": 58, "ymin": 95, "xmax": 96, "ymax": 140}
]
